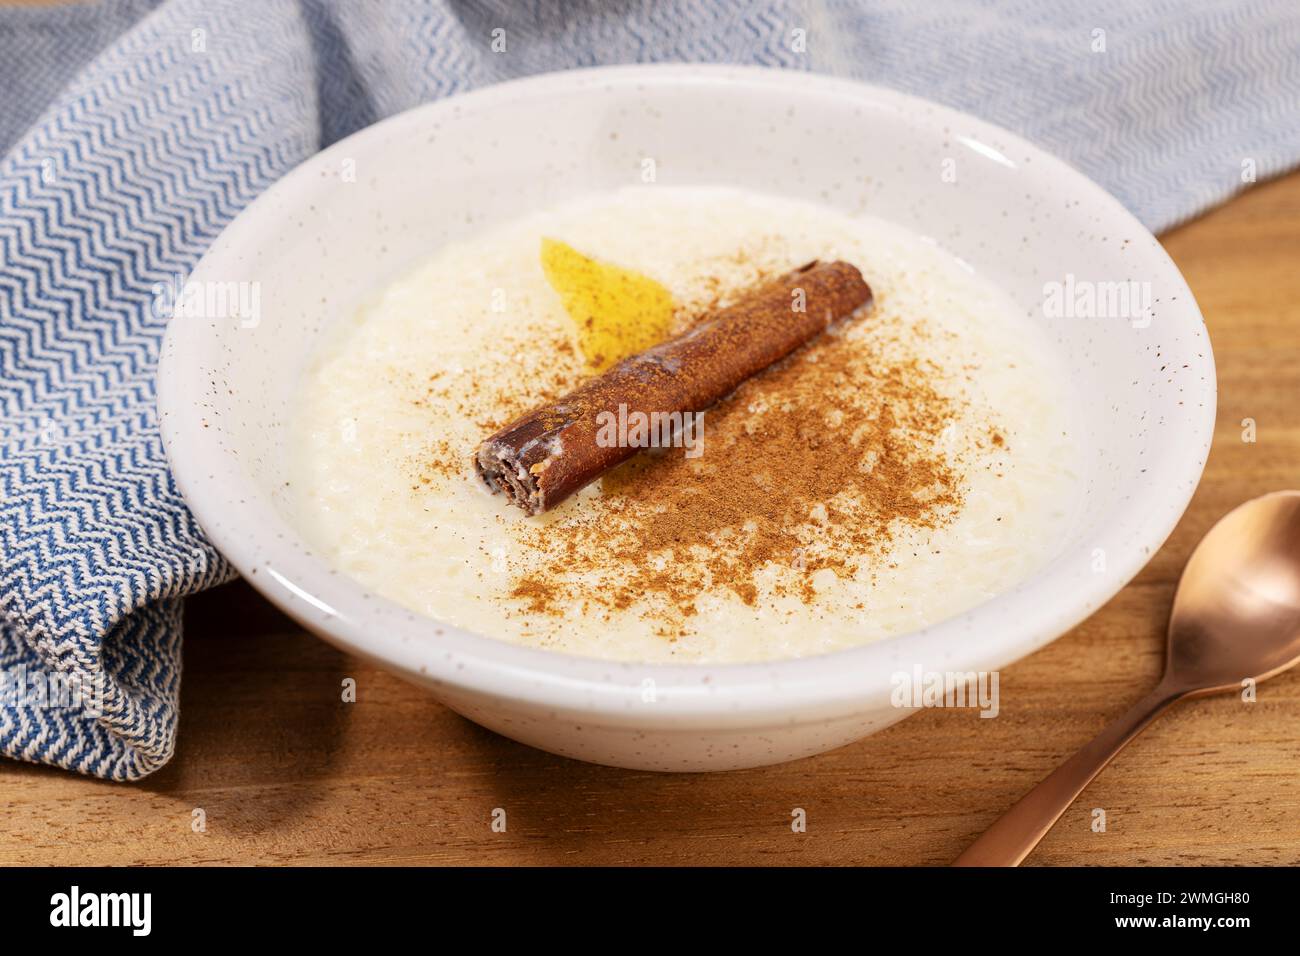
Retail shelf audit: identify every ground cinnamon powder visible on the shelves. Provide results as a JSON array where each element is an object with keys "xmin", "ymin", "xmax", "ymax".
[{"xmin": 412, "ymin": 266, "xmax": 993, "ymax": 641}]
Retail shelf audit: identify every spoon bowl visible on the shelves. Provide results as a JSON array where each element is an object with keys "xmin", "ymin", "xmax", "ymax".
[{"xmin": 1166, "ymin": 490, "xmax": 1300, "ymax": 694}]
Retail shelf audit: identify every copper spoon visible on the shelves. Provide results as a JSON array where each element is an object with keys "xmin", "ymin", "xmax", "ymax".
[{"xmin": 954, "ymin": 490, "xmax": 1300, "ymax": 866}]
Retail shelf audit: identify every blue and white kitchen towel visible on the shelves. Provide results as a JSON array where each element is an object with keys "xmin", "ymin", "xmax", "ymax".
[{"xmin": 2, "ymin": 0, "xmax": 1298, "ymax": 780}]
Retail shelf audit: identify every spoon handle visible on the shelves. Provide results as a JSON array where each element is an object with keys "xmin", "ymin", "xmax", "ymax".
[{"xmin": 952, "ymin": 686, "xmax": 1183, "ymax": 866}]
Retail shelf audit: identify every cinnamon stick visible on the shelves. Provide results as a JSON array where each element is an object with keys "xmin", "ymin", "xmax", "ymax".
[{"xmin": 475, "ymin": 260, "xmax": 873, "ymax": 515}]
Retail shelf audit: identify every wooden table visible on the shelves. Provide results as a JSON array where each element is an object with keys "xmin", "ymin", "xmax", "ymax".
[{"xmin": 3, "ymin": 173, "xmax": 1299, "ymax": 868}]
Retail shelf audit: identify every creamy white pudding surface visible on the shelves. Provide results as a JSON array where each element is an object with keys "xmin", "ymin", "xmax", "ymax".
[{"xmin": 291, "ymin": 187, "xmax": 1081, "ymax": 663}]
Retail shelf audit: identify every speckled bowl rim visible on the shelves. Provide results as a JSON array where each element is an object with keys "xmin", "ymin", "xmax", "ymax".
[{"xmin": 159, "ymin": 64, "xmax": 1215, "ymax": 723}]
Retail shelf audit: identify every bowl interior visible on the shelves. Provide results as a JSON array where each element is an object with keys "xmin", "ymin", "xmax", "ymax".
[{"xmin": 159, "ymin": 65, "xmax": 1213, "ymax": 709}]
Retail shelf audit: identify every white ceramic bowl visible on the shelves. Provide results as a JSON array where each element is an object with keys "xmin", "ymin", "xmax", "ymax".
[{"xmin": 158, "ymin": 65, "xmax": 1215, "ymax": 771}]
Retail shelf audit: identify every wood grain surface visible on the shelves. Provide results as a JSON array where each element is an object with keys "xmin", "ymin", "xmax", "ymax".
[{"xmin": 3, "ymin": 172, "xmax": 1299, "ymax": 868}]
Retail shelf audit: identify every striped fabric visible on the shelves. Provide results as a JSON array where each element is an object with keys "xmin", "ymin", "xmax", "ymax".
[{"xmin": 1, "ymin": 0, "xmax": 1297, "ymax": 780}]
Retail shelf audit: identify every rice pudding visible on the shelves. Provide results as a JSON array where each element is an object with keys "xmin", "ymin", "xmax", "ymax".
[{"xmin": 290, "ymin": 187, "xmax": 1082, "ymax": 663}]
